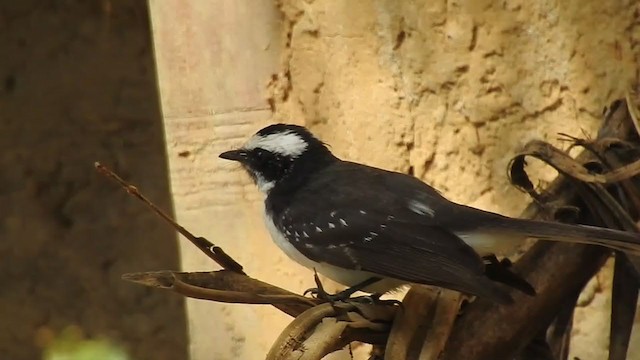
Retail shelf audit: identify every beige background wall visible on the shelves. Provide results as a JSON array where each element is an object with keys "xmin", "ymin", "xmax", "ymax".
[
  {"xmin": 148, "ymin": 1, "xmax": 296, "ymax": 359},
  {"xmin": 149, "ymin": 0, "xmax": 640, "ymax": 359}
]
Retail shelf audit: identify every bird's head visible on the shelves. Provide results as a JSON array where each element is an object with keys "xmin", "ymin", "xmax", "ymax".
[{"xmin": 219, "ymin": 124, "xmax": 335, "ymax": 193}]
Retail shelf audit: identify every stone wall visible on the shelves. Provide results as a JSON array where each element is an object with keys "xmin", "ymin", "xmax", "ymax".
[{"xmin": 268, "ymin": 1, "xmax": 640, "ymax": 359}]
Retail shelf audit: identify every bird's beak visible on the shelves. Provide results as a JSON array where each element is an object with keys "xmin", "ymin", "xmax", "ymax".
[{"xmin": 219, "ymin": 149, "xmax": 248, "ymax": 162}]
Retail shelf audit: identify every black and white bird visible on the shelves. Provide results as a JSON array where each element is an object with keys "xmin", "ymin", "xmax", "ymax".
[{"xmin": 219, "ymin": 124, "xmax": 640, "ymax": 304}]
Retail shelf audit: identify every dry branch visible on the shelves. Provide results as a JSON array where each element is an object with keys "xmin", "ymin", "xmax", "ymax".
[
  {"xmin": 122, "ymin": 270, "xmax": 319, "ymax": 317},
  {"xmin": 385, "ymin": 287, "xmax": 460, "ymax": 360},
  {"xmin": 267, "ymin": 302, "xmax": 396, "ymax": 360},
  {"xmin": 442, "ymin": 97, "xmax": 640, "ymax": 360},
  {"xmin": 95, "ymin": 162, "xmax": 244, "ymax": 274}
]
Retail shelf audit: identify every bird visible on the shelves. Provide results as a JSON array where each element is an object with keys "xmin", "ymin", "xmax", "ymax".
[{"xmin": 219, "ymin": 123, "xmax": 640, "ymax": 304}]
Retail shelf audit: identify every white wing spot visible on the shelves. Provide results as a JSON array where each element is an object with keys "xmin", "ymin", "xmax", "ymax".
[
  {"xmin": 304, "ymin": 243, "xmax": 314, "ymax": 249},
  {"xmin": 359, "ymin": 210, "xmax": 367, "ymax": 215},
  {"xmin": 315, "ymin": 226, "xmax": 322, "ymax": 233},
  {"xmin": 303, "ymin": 231, "xmax": 309, "ymax": 238},
  {"xmin": 408, "ymin": 200, "xmax": 435, "ymax": 216},
  {"xmin": 387, "ymin": 215, "xmax": 395, "ymax": 220},
  {"xmin": 285, "ymin": 230, "xmax": 291, "ymax": 235},
  {"xmin": 339, "ymin": 219, "xmax": 348, "ymax": 226},
  {"xmin": 380, "ymin": 224, "xmax": 386, "ymax": 229},
  {"xmin": 369, "ymin": 231, "xmax": 378, "ymax": 236},
  {"xmin": 330, "ymin": 211, "xmax": 337, "ymax": 217},
  {"xmin": 294, "ymin": 231, "xmax": 299, "ymax": 237},
  {"xmin": 363, "ymin": 236, "xmax": 372, "ymax": 242},
  {"xmin": 327, "ymin": 245, "xmax": 337, "ymax": 249},
  {"xmin": 328, "ymin": 222, "xmax": 335, "ymax": 229}
]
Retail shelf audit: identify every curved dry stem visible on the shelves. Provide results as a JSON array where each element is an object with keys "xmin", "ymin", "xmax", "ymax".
[
  {"xmin": 510, "ymin": 140, "xmax": 640, "ymax": 188},
  {"xmin": 267, "ymin": 302, "xmax": 397, "ymax": 360}
]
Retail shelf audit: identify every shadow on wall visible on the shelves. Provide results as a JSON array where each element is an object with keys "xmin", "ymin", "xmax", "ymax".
[{"xmin": 0, "ymin": 1, "xmax": 187, "ymax": 360}]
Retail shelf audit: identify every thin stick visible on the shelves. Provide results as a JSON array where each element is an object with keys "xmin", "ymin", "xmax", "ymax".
[
  {"xmin": 171, "ymin": 275, "xmax": 318, "ymax": 307},
  {"xmin": 94, "ymin": 162, "xmax": 245, "ymax": 274}
]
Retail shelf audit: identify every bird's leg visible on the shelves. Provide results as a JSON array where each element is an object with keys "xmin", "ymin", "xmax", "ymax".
[
  {"xmin": 304, "ymin": 273, "xmax": 382, "ymax": 302},
  {"xmin": 332, "ymin": 277, "xmax": 382, "ymax": 300},
  {"xmin": 302, "ymin": 269, "xmax": 336, "ymax": 304}
]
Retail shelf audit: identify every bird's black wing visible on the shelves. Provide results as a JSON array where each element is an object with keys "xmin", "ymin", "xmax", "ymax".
[{"xmin": 268, "ymin": 161, "xmax": 514, "ymax": 303}]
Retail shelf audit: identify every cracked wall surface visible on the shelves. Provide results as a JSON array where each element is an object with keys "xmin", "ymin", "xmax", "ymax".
[
  {"xmin": 148, "ymin": 1, "xmax": 292, "ymax": 360},
  {"xmin": 0, "ymin": 1, "xmax": 187, "ymax": 359},
  {"xmin": 267, "ymin": 0, "xmax": 639, "ymax": 359}
]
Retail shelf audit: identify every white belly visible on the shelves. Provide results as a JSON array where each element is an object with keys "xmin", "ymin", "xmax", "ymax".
[{"xmin": 264, "ymin": 213, "xmax": 406, "ymax": 293}]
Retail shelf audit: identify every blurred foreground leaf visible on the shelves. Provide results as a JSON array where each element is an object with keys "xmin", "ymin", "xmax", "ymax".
[{"xmin": 43, "ymin": 326, "xmax": 130, "ymax": 360}]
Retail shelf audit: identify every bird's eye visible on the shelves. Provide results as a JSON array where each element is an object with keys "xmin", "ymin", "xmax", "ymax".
[{"xmin": 254, "ymin": 149, "xmax": 266, "ymax": 159}]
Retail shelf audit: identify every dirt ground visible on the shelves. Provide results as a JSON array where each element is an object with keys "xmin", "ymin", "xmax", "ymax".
[{"xmin": 0, "ymin": 1, "xmax": 187, "ymax": 359}]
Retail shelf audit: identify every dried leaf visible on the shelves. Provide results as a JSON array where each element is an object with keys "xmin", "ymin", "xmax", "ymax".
[{"xmin": 122, "ymin": 270, "xmax": 319, "ymax": 317}]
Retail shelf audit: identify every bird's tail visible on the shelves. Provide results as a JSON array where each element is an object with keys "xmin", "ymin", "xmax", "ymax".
[{"xmin": 485, "ymin": 217, "xmax": 640, "ymax": 255}]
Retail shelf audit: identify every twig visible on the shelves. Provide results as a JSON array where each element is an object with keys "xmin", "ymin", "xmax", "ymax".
[
  {"xmin": 94, "ymin": 162, "xmax": 244, "ymax": 274},
  {"xmin": 122, "ymin": 270, "xmax": 319, "ymax": 316}
]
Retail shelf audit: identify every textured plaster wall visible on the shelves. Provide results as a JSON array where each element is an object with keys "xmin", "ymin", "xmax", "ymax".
[
  {"xmin": 148, "ymin": 1, "xmax": 296, "ymax": 360},
  {"xmin": 149, "ymin": 0, "xmax": 640, "ymax": 359},
  {"xmin": 268, "ymin": 0, "xmax": 640, "ymax": 359}
]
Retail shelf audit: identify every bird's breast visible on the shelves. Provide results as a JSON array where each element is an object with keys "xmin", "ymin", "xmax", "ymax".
[
  {"xmin": 263, "ymin": 211, "xmax": 406, "ymax": 293},
  {"xmin": 263, "ymin": 212, "xmax": 320, "ymax": 269}
]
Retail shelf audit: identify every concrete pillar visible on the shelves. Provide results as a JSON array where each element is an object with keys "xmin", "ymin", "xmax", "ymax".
[{"xmin": 147, "ymin": 1, "xmax": 329, "ymax": 358}]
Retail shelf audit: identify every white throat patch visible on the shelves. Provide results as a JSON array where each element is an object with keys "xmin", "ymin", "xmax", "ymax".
[
  {"xmin": 254, "ymin": 173, "xmax": 275, "ymax": 193},
  {"xmin": 244, "ymin": 130, "xmax": 308, "ymax": 157}
]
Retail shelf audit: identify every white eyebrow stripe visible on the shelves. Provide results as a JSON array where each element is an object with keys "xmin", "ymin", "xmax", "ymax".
[{"xmin": 243, "ymin": 131, "xmax": 308, "ymax": 157}]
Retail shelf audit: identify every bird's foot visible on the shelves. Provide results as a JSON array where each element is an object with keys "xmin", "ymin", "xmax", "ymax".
[
  {"xmin": 303, "ymin": 270, "xmax": 387, "ymax": 304},
  {"xmin": 303, "ymin": 269, "xmax": 346, "ymax": 304},
  {"xmin": 303, "ymin": 287, "xmax": 356, "ymax": 302}
]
